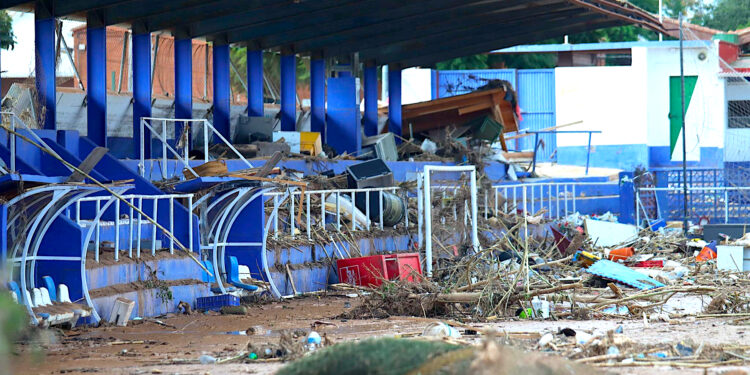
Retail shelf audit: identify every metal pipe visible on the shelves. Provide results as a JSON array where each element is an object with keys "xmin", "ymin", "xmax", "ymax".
[
  {"xmin": 379, "ymin": 190, "xmax": 384, "ymax": 229},
  {"xmin": 117, "ymin": 31, "xmax": 129, "ymax": 93},
  {"xmin": 169, "ymin": 197, "xmax": 174, "ymax": 254},
  {"xmin": 115, "ymin": 200, "xmax": 120, "ymax": 261},
  {"xmin": 306, "ymin": 193, "xmax": 311, "ymax": 240},
  {"xmin": 290, "ymin": 190, "xmax": 295, "ymax": 239},
  {"xmin": 152, "ymin": 199, "xmax": 158, "ymax": 255}
]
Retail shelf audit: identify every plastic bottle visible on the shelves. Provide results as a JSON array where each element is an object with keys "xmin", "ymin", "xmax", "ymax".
[{"xmin": 199, "ymin": 354, "xmax": 217, "ymax": 364}]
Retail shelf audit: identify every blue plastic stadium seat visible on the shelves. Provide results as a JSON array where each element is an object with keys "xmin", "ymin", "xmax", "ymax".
[{"xmin": 228, "ymin": 256, "xmax": 258, "ymax": 291}]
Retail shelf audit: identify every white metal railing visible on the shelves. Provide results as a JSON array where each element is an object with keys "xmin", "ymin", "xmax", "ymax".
[
  {"xmin": 71, "ymin": 193, "xmax": 194, "ymax": 263},
  {"xmin": 0, "ymin": 111, "xmax": 74, "ymax": 175},
  {"xmin": 491, "ymin": 182, "xmax": 617, "ymax": 220},
  {"xmin": 636, "ymin": 185, "xmax": 750, "ymax": 225},
  {"xmin": 265, "ymin": 186, "xmax": 406, "ymax": 240},
  {"xmin": 139, "ymin": 117, "xmax": 253, "ymax": 180}
]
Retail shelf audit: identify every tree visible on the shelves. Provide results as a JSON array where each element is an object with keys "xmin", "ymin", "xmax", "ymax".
[
  {"xmin": 698, "ymin": 0, "xmax": 750, "ymax": 30},
  {"xmin": 0, "ymin": 11, "xmax": 15, "ymax": 50}
]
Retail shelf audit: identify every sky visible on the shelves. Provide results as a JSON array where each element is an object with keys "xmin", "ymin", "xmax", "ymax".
[{"xmin": 2, "ymin": 11, "xmax": 82, "ymax": 78}]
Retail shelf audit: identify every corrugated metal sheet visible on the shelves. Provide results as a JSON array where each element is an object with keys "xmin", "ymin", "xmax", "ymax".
[
  {"xmin": 435, "ymin": 68, "xmax": 556, "ymax": 161},
  {"xmin": 517, "ymin": 69, "xmax": 556, "ymax": 161},
  {"xmin": 436, "ymin": 69, "xmax": 516, "ymax": 98}
]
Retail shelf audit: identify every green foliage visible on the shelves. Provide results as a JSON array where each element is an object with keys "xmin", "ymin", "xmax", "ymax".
[
  {"xmin": 0, "ymin": 11, "xmax": 16, "ymax": 50},
  {"xmin": 277, "ymin": 338, "xmax": 461, "ymax": 375},
  {"xmin": 699, "ymin": 0, "xmax": 750, "ymax": 30},
  {"xmin": 0, "ymin": 293, "xmax": 26, "ymax": 357},
  {"xmin": 229, "ymin": 47, "xmax": 310, "ymax": 96}
]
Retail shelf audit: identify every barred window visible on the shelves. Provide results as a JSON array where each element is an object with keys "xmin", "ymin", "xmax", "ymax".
[{"xmin": 728, "ymin": 100, "xmax": 750, "ymax": 128}]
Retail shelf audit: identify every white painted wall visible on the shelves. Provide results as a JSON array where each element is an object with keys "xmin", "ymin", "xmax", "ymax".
[
  {"xmin": 554, "ymin": 42, "xmax": 726, "ymax": 163},
  {"xmin": 554, "ymin": 65, "xmax": 648, "ymax": 147},
  {"xmin": 724, "ymin": 78, "xmax": 750, "ymax": 162},
  {"xmin": 640, "ymin": 43, "xmax": 725, "ymax": 161}
]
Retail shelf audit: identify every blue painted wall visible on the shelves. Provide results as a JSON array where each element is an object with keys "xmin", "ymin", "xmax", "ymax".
[{"xmin": 557, "ymin": 144, "xmax": 650, "ymax": 171}]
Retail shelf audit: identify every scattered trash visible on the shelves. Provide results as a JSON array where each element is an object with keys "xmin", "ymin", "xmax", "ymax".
[
  {"xmin": 422, "ymin": 322, "xmax": 461, "ymax": 339},
  {"xmin": 198, "ymin": 354, "xmax": 217, "ymax": 364}
]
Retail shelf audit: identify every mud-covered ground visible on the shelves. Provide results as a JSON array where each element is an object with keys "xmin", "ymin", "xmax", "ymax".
[{"xmin": 11, "ymin": 296, "xmax": 750, "ymax": 375}]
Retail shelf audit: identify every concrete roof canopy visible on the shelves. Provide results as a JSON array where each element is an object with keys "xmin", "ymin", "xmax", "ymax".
[{"xmin": 2, "ymin": 0, "xmax": 665, "ymax": 67}]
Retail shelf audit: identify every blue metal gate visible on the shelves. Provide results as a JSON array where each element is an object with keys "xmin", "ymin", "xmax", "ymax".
[
  {"xmin": 517, "ymin": 69, "xmax": 556, "ymax": 161},
  {"xmin": 436, "ymin": 69, "xmax": 516, "ymax": 98},
  {"xmin": 436, "ymin": 69, "xmax": 556, "ymax": 161}
]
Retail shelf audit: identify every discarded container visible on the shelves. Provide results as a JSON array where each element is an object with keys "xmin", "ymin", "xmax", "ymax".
[
  {"xmin": 196, "ymin": 294, "xmax": 240, "ymax": 311},
  {"xmin": 199, "ymin": 354, "xmax": 217, "ymax": 364},
  {"xmin": 346, "ymin": 159, "xmax": 394, "ymax": 189},
  {"xmin": 633, "ymin": 260, "xmax": 664, "ymax": 268},
  {"xmin": 307, "ymin": 331, "xmax": 322, "ymax": 345},
  {"xmin": 608, "ymin": 247, "xmax": 634, "ymax": 262},
  {"xmin": 531, "ymin": 297, "xmax": 550, "ymax": 319},
  {"xmin": 422, "ymin": 322, "xmax": 461, "ymax": 338},
  {"xmin": 337, "ymin": 253, "xmax": 422, "ymax": 287},
  {"xmin": 299, "ymin": 132, "xmax": 323, "ymax": 156},
  {"xmin": 696, "ymin": 240, "xmax": 717, "ymax": 262},
  {"xmin": 354, "ymin": 191, "xmax": 405, "ymax": 227}
]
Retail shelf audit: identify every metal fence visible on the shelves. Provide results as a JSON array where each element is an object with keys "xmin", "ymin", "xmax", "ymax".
[
  {"xmin": 265, "ymin": 187, "xmax": 406, "ymax": 239},
  {"xmin": 640, "ymin": 168, "xmax": 750, "ymax": 223},
  {"xmin": 139, "ymin": 117, "xmax": 253, "ymax": 180},
  {"xmin": 490, "ymin": 181, "xmax": 618, "ymax": 219},
  {"xmin": 637, "ymin": 186, "xmax": 750, "ymax": 224},
  {"xmin": 72, "ymin": 193, "xmax": 194, "ymax": 263}
]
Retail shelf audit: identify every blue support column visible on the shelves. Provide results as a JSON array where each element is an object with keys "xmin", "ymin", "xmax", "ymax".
[
  {"xmin": 86, "ymin": 17, "xmax": 107, "ymax": 146},
  {"xmin": 247, "ymin": 49, "xmax": 264, "ymax": 117},
  {"xmin": 388, "ymin": 66, "xmax": 402, "ymax": 142},
  {"xmin": 213, "ymin": 44, "xmax": 230, "ymax": 141},
  {"xmin": 132, "ymin": 32, "xmax": 151, "ymax": 159},
  {"xmin": 327, "ymin": 76, "xmax": 359, "ymax": 154},
  {"xmin": 35, "ymin": 8, "xmax": 56, "ymax": 130},
  {"xmin": 310, "ymin": 58, "xmax": 325, "ymax": 140},
  {"xmin": 174, "ymin": 38, "xmax": 193, "ymax": 140},
  {"xmin": 363, "ymin": 65, "xmax": 378, "ymax": 137},
  {"xmin": 280, "ymin": 53, "xmax": 296, "ymax": 131}
]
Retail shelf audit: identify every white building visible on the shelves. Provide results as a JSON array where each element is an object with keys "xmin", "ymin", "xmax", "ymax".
[{"xmin": 403, "ymin": 39, "xmax": 750, "ymax": 171}]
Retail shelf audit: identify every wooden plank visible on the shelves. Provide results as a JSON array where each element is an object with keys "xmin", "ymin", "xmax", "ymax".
[{"xmin": 66, "ymin": 146, "xmax": 109, "ymax": 183}]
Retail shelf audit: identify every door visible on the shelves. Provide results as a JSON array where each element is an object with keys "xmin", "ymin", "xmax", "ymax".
[{"xmin": 669, "ymin": 76, "xmax": 697, "ymax": 158}]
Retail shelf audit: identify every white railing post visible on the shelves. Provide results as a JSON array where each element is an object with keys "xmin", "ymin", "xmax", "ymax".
[
  {"xmin": 139, "ymin": 118, "xmax": 146, "ymax": 177},
  {"xmin": 351, "ymin": 191, "xmax": 356, "ymax": 231},
  {"xmin": 306, "ymin": 193, "xmax": 311, "ymax": 240},
  {"xmin": 290, "ymin": 190, "xmax": 296, "ymax": 239},
  {"xmin": 95, "ymin": 200, "xmax": 101, "ymax": 263},
  {"xmin": 169, "ymin": 197, "xmax": 175, "ymax": 254},
  {"xmin": 188, "ymin": 195, "xmax": 194, "ymax": 253},
  {"xmin": 152, "ymin": 199, "xmax": 158, "ymax": 255},
  {"xmin": 136, "ymin": 198, "xmax": 143, "ymax": 258},
  {"xmin": 9, "ymin": 115, "xmax": 15, "ymax": 172},
  {"xmin": 725, "ymin": 189, "xmax": 729, "ymax": 223},
  {"xmin": 203, "ymin": 120, "xmax": 209, "ymax": 163},
  {"xmin": 115, "ymin": 199, "xmax": 120, "ymax": 262},
  {"xmin": 320, "ymin": 192, "xmax": 325, "ymax": 231},
  {"xmin": 336, "ymin": 192, "xmax": 341, "ymax": 231},
  {"xmin": 273, "ymin": 195, "xmax": 279, "ymax": 239},
  {"xmin": 161, "ymin": 120, "xmax": 168, "ymax": 179},
  {"xmin": 128, "ymin": 198, "xmax": 134, "ymax": 258},
  {"xmin": 379, "ymin": 190, "xmax": 384, "ymax": 229},
  {"xmin": 572, "ymin": 185, "xmax": 577, "ymax": 213}
]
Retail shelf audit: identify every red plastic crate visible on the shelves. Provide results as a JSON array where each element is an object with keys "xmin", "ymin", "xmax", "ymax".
[{"xmin": 336, "ymin": 253, "xmax": 422, "ymax": 287}]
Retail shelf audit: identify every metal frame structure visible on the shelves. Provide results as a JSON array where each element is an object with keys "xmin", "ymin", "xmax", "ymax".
[
  {"xmin": 138, "ymin": 117, "xmax": 253, "ymax": 180},
  {"xmin": 422, "ymin": 165, "xmax": 479, "ymax": 276},
  {"xmin": 2, "ymin": 0, "xmax": 665, "ymax": 158},
  {"xmin": 492, "ymin": 181, "xmax": 617, "ymax": 219}
]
